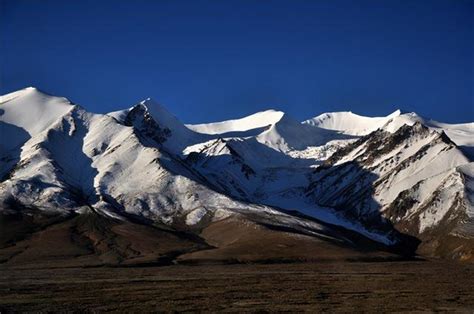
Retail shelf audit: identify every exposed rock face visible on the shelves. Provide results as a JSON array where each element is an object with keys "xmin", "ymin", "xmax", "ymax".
[
  {"xmin": 124, "ymin": 104, "xmax": 172, "ymax": 146},
  {"xmin": 305, "ymin": 122, "xmax": 474, "ymax": 259}
]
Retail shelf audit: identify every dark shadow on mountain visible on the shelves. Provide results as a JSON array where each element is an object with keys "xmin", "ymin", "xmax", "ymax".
[
  {"xmin": 184, "ymin": 132, "xmax": 356, "ymax": 172},
  {"xmin": 267, "ymin": 120, "xmax": 359, "ymax": 151},
  {"xmin": 206, "ymin": 125, "xmax": 270, "ymax": 138},
  {"xmin": 0, "ymin": 121, "xmax": 30, "ymax": 181},
  {"xmin": 213, "ymin": 136, "xmax": 318, "ymax": 168},
  {"xmin": 32, "ymin": 108, "xmax": 99, "ymax": 207},
  {"xmin": 306, "ymin": 160, "xmax": 421, "ymax": 256}
]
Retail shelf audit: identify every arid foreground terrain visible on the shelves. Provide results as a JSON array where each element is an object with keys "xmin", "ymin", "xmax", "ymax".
[
  {"xmin": 0, "ymin": 261, "xmax": 473, "ymax": 312},
  {"xmin": 0, "ymin": 211, "xmax": 473, "ymax": 312}
]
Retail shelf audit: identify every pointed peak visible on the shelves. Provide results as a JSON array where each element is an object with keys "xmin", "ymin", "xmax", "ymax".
[
  {"xmin": 141, "ymin": 98, "xmax": 174, "ymax": 115},
  {"xmin": 254, "ymin": 109, "xmax": 287, "ymax": 124},
  {"xmin": 405, "ymin": 111, "xmax": 422, "ymax": 118},
  {"xmin": 272, "ymin": 111, "xmax": 299, "ymax": 125},
  {"xmin": 389, "ymin": 108, "xmax": 412, "ymax": 116},
  {"xmin": 133, "ymin": 98, "xmax": 194, "ymax": 137},
  {"xmin": 411, "ymin": 120, "xmax": 430, "ymax": 131},
  {"xmin": 239, "ymin": 108, "xmax": 285, "ymax": 121},
  {"xmin": 137, "ymin": 97, "xmax": 170, "ymax": 114},
  {"xmin": 390, "ymin": 108, "xmax": 424, "ymax": 118},
  {"xmin": 13, "ymin": 86, "xmax": 41, "ymax": 94},
  {"xmin": 1, "ymin": 86, "xmax": 39, "ymax": 103},
  {"xmin": 256, "ymin": 108, "xmax": 284, "ymax": 114},
  {"xmin": 21, "ymin": 86, "xmax": 53, "ymax": 97},
  {"xmin": 388, "ymin": 109, "xmax": 402, "ymax": 117},
  {"xmin": 437, "ymin": 129, "xmax": 456, "ymax": 146},
  {"xmin": 0, "ymin": 86, "xmax": 75, "ymax": 137},
  {"xmin": 187, "ymin": 109, "xmax": 285, "ymax": 136},
  {"xmin": 140, "ymin": 97, "xmax": 155, "ymax": 104}
]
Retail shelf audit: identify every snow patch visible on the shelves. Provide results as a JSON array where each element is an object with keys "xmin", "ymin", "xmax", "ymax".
[{"xmin": 185, "ymin": 207, "xmax": 208, "ymax": 225}]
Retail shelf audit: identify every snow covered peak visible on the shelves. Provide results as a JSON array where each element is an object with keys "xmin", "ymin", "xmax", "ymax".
[
  {"xmin": 303, "ymin": 109, "xmax": 425, "ymax": 136},
  {"xmin": 108, "ymin": 98, "xmax": 211, "ymax": 155},
  {"xmin": 388, "ymin": 109, "xmax": 404, "ymax": 117},
  {"xmin": 22, "ymin": 86, "xmax": 40, "ymax": 93},
  {"xmin": 1, "ymin": 86, "xmax": 41, "ymax": 103},
  {"xmin": 186, "ymin": 109, "xmax": 285, "ymax": 136},
  {"xmin": 110, "ymin": 97, "xmax": 190, "ymax": 136},
  {"xmin": 303, "ymin": 110, "xmax": 403, "ymax": 136},
  {"xmin": 0, "ymin": 86, "xmax": 74, "ymax": 137},
  {"xmin": 256, "ymin": 112, "xmax": 354, "ymax": 152},
  {"xmin": 381, "ymin": 111, "xmax": 424, "ymax": 133},
  {"xmin": 139, "ymin": 98, "xmax": 184, "ymax": 130}
]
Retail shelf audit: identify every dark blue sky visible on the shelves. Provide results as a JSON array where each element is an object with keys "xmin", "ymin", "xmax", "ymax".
[{"xmin": 1, "ymin": 0, "xmax": 473, "ymax": 123}]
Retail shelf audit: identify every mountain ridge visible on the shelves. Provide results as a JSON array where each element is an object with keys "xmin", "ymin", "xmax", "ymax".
[{"xmin": 1, "ymin": 87, "xmax": 473, "ymax": 264}]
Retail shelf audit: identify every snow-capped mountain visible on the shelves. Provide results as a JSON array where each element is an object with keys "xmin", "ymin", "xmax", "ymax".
[
  {"xmin": 304, "ymin": 109, "xmax": 474, "ymax": 159},
  {"xmin": 304, "ymin": 109, "xmax": 403, "ymax": 136},
  {"xmin": 1, "ymin": 87, "xmax": 473, "ymax": 262}
]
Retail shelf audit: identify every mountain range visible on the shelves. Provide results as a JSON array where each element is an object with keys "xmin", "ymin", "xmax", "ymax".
[{"xmin": 1, "ymin": 87, "xmax": 473, "ymax": 266}]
